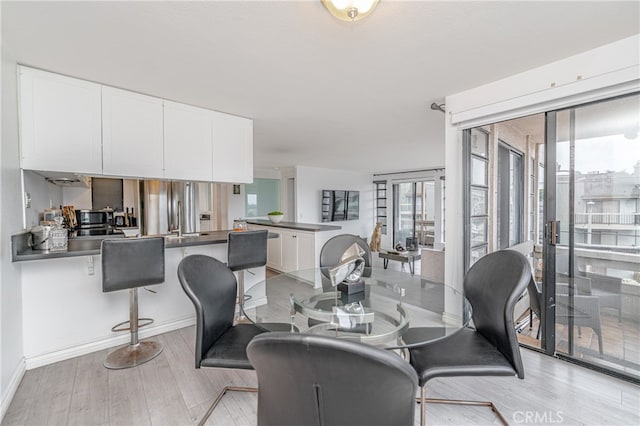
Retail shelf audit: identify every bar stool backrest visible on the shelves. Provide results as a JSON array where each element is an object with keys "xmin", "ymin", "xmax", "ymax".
[
  {"xmin": 101, "ymin": 237, "xmax": 165, "ymax": 293},
  {"xmin": 227, "ymin": 229, "xmax": 268, "ymax": 271}
]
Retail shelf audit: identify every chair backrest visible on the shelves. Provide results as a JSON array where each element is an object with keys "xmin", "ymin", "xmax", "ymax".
[
  {"xmin": 227, "ymin": 229, "xmax": 268, "ymax": 271},
  {"xmin": 557, "ymin": 273, "xmax": 592, "ymax": 295},
  {"xmin": 320, "ymin": 234, "xmax": 372, "ymax": 278},
  {"xmin": 464, "ymin": 249, "xmax": 531, "ymax": 379},
  {"xmin": 247, "ymin": 332, "xmax": 418, "ymax": 426},
  {"xmin": 177, "ymin": 255, "xmax": 236, "ymax": 368},
  {"xmin": 527, "ymin": 278, "xmax": 542, "ymax": 318},
  {"xmin": 101, "ymin": 237, "xmax": 165, "ymax": 293}
]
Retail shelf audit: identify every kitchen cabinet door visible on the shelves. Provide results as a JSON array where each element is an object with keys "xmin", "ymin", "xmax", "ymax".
[
  {"xmin": 164, "ymin": 101, "xmax": 213, "ymax": 181},
  {"xmin": 267, "ymin": 231, "xmax": 283, "ymax": 270},
  {"xmin": 211, "ymin": 112, "xmax": 253, "ymax": 183},
  {"xmin": 280, "ymin": 229, "xmax": 298, "ymax": 273},
  {"xmin": 296, "ymin": 232, "xmax": 315, "ymax": 270},
  {"xmin": 18, "ymin": 66, "xmax": 102, "ymax": 174},
  {"xmin": 102, "ymin": 86, "xmax": 164, "ymax": 179}
]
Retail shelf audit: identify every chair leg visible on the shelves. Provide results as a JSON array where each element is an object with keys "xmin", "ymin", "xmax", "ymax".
[
  {"xmin": 414, "ymin": 388, "xmax": 509, "ymax": 426},
  {"xmin": 198, "ymin": 386, "xmax": 258, "ymax": 426}
]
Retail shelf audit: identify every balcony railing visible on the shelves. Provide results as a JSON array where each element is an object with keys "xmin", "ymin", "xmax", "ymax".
[{"xmin": 575, "ymin": 213, "xmax": 640, "ymax": 226}]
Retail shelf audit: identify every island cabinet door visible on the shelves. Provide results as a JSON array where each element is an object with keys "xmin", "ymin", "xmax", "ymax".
[
  {"xmin": 18, "ymin": 66, "xmax": 102, "ymax": 174},
  {"xmin": 296, "ymin": 232, "xmax": 315, "ymax": 270},
  {"xmin": 280, "ymin": 229, "xmax": 298, "ymax": 273},
  {"xmin": 102, "ymin": 86, "xmax": 164, "ymax": 179},
  {"xmin": 163, "ymin": 100, "xmax": 213, "ymax": 181},
  {"xmin": 267, "ymin": 231, "xmax": 283, "ymax": 270},
  {"xmin": 211, "ymin": 111, "xmax": 253, "ymax": 184}
]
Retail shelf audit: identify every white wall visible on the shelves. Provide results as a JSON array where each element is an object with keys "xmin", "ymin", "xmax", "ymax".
[
  {"xmin": 443, "ymin": 34, "xmax": 640, "ymax": 294},
  {"xmin": 1, "ymin": 45, "xmax": 26, "ymax": 420},
  {"xmin": 295, "ymin": 166, "xmax": 374, "ymax": 239}
]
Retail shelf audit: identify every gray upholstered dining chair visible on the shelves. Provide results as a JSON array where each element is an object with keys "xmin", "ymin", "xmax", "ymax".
[
  {"xmin": 177, "ymin": 254, "xmax": 266, "ymax": 426},
  {"xmin": 407, "ymin": 249, "xmax": 531, "ymax": 426},
  {"xmin": 247, "ymin": 332, "xmax": 419, "ymax": 426},
  {"xmin": 319, "ymin": 233, "xmax": 372, "ymax": 279},
  {"xmin": 527, "ymin": 278, "xmax": 542, "ymax": 339}
]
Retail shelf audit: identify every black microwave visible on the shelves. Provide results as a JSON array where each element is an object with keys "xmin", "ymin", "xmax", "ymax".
[{"xmin": 76, "ymin": 209, "xmax": 113, "ymax": 228}]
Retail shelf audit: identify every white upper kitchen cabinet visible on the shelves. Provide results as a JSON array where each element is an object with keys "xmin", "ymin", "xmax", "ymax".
[
  {"xmin": 163, "ymin": 101, "xmax": 213, "ymax": 181},
  {"xmin": 211, "ymin": 112, "xmax": 253, "ymax": 183},
  {"xmin": 18, "ymin": 66, "xmax": 102, "ymax": 174},
  {"xmin": 102, "ymin": 86, "xmax": 164, "ymax": 179}
]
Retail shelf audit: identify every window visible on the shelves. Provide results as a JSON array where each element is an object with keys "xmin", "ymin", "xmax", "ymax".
[
  {"xmin": 467, "ymin": 128, "xmax": 489, "ymax": 267},
  {"xmin": 497, "ymin": 141, "xmax": 524, "ymax": 249},
  {"xmin": 245, "ymin": 178, "xmax": 280, "ymax": 217},
  {"xmin": 374, "ymin": 181, "xmax": 387, "ymax": 234}
]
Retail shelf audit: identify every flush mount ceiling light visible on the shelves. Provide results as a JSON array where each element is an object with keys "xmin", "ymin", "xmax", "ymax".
[{"xmin": 321, "ymin": 0, "xmax": 380, "ymax": 22}]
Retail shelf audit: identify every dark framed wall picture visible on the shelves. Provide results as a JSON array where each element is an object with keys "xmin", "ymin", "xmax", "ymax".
[{"xmin": 233, "ymin": 184, "xmax": 241, "ymax": 195}]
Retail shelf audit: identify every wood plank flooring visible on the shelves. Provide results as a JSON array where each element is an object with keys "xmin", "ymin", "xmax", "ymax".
[
  {"xmin": 4, "ymin": 258, "xmax": 639, "ymax": 425},
  {"xmin": 4, "ymin": 323, "xmax": 639, "ymax": 426}
]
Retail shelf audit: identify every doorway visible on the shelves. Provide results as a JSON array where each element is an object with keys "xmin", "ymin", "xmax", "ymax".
[{"xmin": 393, "ymin": 180, "xmax": 436, "ymax": 250}]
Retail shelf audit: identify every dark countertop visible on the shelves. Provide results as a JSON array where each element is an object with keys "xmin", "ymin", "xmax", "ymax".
[
  {"xmin": 246, "ymin": 219, "xmax": 341, "ymax": 232},
  {"xmin": 11, "ymin": 230, "xmax": 278, "ymax": 262}
]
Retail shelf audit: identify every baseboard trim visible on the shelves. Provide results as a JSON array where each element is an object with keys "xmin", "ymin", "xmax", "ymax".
[
  {"xmin": 25, "ymin": 315, "xmax": 195, "ymax": 370},
  {"xmin": 1, "ymin": 358, "xmax": 26, "ymax": 422}
]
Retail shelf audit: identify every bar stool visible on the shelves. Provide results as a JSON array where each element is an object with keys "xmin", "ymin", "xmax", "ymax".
[
  {"xmin": 227, "ymin": 229, "xmax": 268, "ymax": 320},
  {"xmin": 101, "ymin": 237, "xmax": 165, "ymax": 369}
]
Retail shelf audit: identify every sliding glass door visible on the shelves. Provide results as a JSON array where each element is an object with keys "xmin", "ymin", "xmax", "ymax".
[
  {"xmin": 463, "ymin": 93, "xmax": 639, "ymax": 380},
  {"xmin": 547, "ymin": 93, "xmax": 640, "ymax": 379}
]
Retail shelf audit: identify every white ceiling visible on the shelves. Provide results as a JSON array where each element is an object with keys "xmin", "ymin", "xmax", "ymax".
[{"xmin": 2, "ymin": 1, "xmax": 639, "ymax": 174}]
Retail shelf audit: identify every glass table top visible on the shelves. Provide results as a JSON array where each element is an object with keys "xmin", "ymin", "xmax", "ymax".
[{"xmin": 243, "ymin": 267, "xmax": 471, "ymax": 349}]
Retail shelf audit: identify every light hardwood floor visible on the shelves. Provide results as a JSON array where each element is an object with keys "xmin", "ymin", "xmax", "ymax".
[
  {"xmin": 4, "ymin": 324, "xmax": 639, "ymax": 426},
  {"xmin": 4, "ymin": 259, "xmax": 639, "ymax": 425}
]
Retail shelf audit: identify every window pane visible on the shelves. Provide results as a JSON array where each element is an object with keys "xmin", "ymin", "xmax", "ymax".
[
  {"xmin": 471, "ymin": 129, "xmax": 488, "ymax": 157},
  {"xmin": 471, "ymin": 188, "xmax": 487, "ymax": 216},
  {"xmin": 470, "ymin": 245, "xmax": 487, "ymax": 266},
  {"xmin": 471, "ymin": 217, "xmax": 487, "ymax": 245},
  {"xmin": 471, "ymin": 157, "xmax": 487, "ymax": 186},
  {"xmin": 245, "ymin": 178, "xmax": 280, "ymax": 217}
]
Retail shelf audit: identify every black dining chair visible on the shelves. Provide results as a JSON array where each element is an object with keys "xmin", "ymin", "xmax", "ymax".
[
  {"xmin": 247, "ymin": 332, "xmax": 419, "ymax": 426},
  {"xmin": 527, "ymin": 278, "xmax": 542, "ymax": 339},
  {"xmin": 227, "ymin": 229, "xmax": 268, "ymax": 320},
  {"xmin": 319, "ymin": 233, "xmax": 372, "ymax": 280},
  {"xmin": 177, "ymin": 254, "xmax": 266, "ymax": 426},
  {"xmin": 407, "ymin": 249, "xmax": 531, "ymax": 426}
]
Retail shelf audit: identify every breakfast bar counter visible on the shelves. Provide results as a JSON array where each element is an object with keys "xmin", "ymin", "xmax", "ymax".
[
  {"xmin": 246, "ymin": 219, "xmax": 341, "ymax": 232},
  {"xmin": 11, "ymin": 230, "xmax": 277, "ymax": 262}
]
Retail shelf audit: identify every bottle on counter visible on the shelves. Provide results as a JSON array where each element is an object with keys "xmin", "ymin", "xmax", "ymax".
[{"xmin": 50, "ymin": 216, "xmax": 68, "ymax": 252}]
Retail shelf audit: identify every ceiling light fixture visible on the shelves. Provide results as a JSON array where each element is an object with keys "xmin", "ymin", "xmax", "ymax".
[{"xmin": 321, "ymin": 0, "xmax": 380, "ymax": 22}]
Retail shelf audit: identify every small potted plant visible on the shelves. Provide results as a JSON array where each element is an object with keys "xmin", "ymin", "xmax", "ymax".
[{"xmin": 267, "ymin": 211, "xmax": 284, "ymax": 224}]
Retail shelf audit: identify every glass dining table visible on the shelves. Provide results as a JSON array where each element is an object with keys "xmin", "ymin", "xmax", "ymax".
[{"xmin": 242, "ymin": 267, "xmax": 471, "ymax": 349}]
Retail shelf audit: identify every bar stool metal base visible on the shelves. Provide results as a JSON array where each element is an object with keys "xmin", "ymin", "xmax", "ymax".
[
  {"xmin": 104, "ymin": 287, "xmax": 163, "ymax": 370},
  {"xmin": 104, "ymin": 340, "xmax": 163, "ymax": 370}
]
